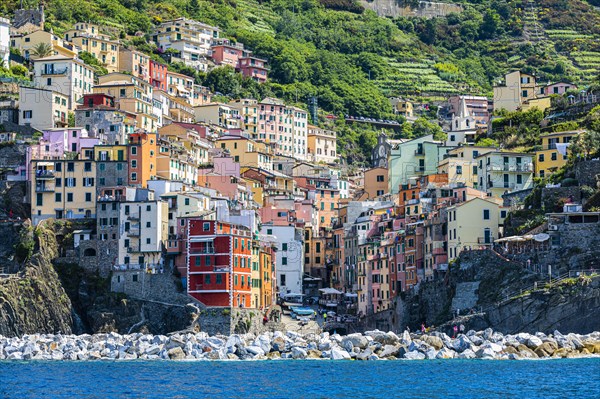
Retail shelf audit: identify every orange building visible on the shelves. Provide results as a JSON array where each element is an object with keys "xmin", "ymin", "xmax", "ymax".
[
  {"xmin": 128, "ymin": 132, "xmax": 157, "ymax": 187},
  {"xmin": 361, "ymin": 167, "xmax": 388, "ymax": 200}
]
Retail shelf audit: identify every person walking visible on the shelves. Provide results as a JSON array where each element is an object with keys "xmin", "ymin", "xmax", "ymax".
[
  {"xmin": 421, "ymin": 323, "xmax": 426, "ymax": 334},
  {"xmin": 453, "ymin": 325, "xmax": 458, "ymax": 338}
]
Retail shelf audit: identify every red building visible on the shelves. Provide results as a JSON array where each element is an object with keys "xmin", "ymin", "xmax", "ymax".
[
  {"xmin": 187, "ymin": 219, "xmax": 253, "ymax": 307},
  {"xmin": 80, "ymin": 93, "xmax": 115, "ymax": 108},
  {"xmin": 238, "ymin": 56, "xmax": 268, "ymax": 83},
  {"xmin": 149, "ymin": 60, "xmax": 168, "ymax": 91}
]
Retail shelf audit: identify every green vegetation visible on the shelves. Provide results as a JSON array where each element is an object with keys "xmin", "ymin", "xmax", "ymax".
[{"xmin": 4, "ymin": 0, "xmax": 600, "ymax": 160}]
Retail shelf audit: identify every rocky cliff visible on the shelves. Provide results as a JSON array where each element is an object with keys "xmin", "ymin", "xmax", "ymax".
[
  {"xmin": 395, "ymin": 250, "xmax": 600, "ymax": 334},
  {"xmin": 0, "ymin": 221, "xmax": 73, "ymax": 337}
]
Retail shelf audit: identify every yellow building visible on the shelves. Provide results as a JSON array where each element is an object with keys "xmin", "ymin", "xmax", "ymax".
[
  {"xmin": 65, "ymin": 23, "xmax": 120, "ymax": 72},
  {"xmin": 230, "ymin": 99, "xmax": 259, "ymax": 138},
  {"xmin": 19, "ymin": 86, "xmax": 69, "ymax": 130},
  {"xmin": 493, "ymin": 71, "xmax": 551, "ymax": 113},
  {"xmin": 94, "ymin": 73, "xmax": 158, "ymax": 132},
  {"xmin": 30, "ymin": 159, "xmax": 97, "ymax": 225},
  {"xmin": 307, "ymin": 125, "xmax": 337, "ymax": 164},
  {"xmin": 94, "ymin": 144, "xmax": 128, "ymax": 162},
  {"xmin": 535, "ymin": 131, "xmax": 583, "ymax": 178},
  {"xmin": 437, "ymin": 146, "xmax": 495, "ymax": 189},
  {"xmin": 118, "ymin": 48, "xmax": 150, "ymax": 81},
  {"xmin": 10, "ymin": 30, "xmax": 78, "ymax": 60},
  {"xmin": 447, "ymin": 197, "xmax": 502, "ymax": 260},
  {"xmin": 215, "ymin": 135, "xmax": 273, "ymax": 170},
  {"xmin": 390, "ymin": 98, "xmax": 413, "ymax": 118}
]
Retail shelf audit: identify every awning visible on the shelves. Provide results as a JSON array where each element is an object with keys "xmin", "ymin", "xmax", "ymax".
[
  {"xmin": 319, "ymin": 288, "xmax": 342, "ymax": 295},
  {"xmin": 344, "ymin": 293, "xmax": 358, "ymax": 298}
]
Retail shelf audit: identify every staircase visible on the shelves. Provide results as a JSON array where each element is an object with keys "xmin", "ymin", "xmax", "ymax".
[{"xmin": 522, "ymin": 0, "xmax": 546, "ymax": 43}]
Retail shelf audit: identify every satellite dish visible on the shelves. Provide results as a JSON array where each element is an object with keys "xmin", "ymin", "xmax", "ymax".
[{"xmin": 534, "ymin": 233, "xmax": 550, "ymax": 242}]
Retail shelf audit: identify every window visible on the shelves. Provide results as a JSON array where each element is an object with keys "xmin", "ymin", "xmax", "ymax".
[
  {"xmin": 23, "ymin": 110, "xmax": 32, "ymax": 118},
  {"xmin": 501, "ymin": 210, "xmax": 507, "ymax": 218},
  {"xmin": 538, "ymin": 154, "xmax": 545, "ymax": 162},
  {"xmin": 67, "ymin": 162, "xmax": 75, "ymax": 172},
  {"xmin": 456, "ymin": 165, "xmax": 463, "ymax": 175},
  {"xmin": 65, "ymin": 177, "xmax": 76, "ymax": 187},
  {"xmin": 146, "ymin": 238, "xmax": 151, "ymax": 244},
  {"xmin": 205, "ymin": 275, "xmax": 211, "ymax": 284},
  {"xmin": 483, "ymin": 209, "xmax": 490, "ymax": 220},
  {"xmin": 184, "ymin": 198, "xmax": 190, "ymax": 206},
  {"xmin": 282, "ymin": 243, "xmax": 287, "ymax": 251},
  {"xmin": 267, "ymin": 228, "xmax": 272, "ymax": 235},
  {"xmin": 282, "ymin": 257, "xmax": 288, "ymax": 265},
  {"xmin": 131, "ymin": 160, "xmax": 137, "ymax": 168},
  {"xmin": 67, "ymin": 193, "xmax": 73, "ymax": 202},
  {"xmin": 203, "ymin": 222, "xmax": 210, "ymax": 231},
  {"xmin": 517, "ymin": 174, "xmax": 523, "ymax": 184},
  {"xmin": 131, "ymin": 173, "xmax": 137, "ymax": 181},
  {"xmin": 216, "ymin": 274, "xmax": 222, "ymax": 284},
  {"xmin": 85, "ymin": 193, "xmax": 91, "ymax": 202},
  {"xmin": 55, "ymin": 193, "xmax": 61, "ymax": 202},
  {"xmin": 55, "ymin": 163, "xmax": 62, "ymax": 172},
  {"xmin": 146, "ymin": 222, "xmax": 151, "ymax": 228},
  {"xmin": 280, "ymin": 274, "xmax": 286, "ymax": 286},
  {"xmin": 551, "ymin": 152, "xmax": 557, "ymax": 161},
  {"xmin": 84, "ymin": 162, "xmax": 92, "ymax": 172},
  {"xmin": 522, "ymin": 90, "xmax": 528, "ymax": 98},
  {"xmin": 376, "ymin": 175, "xmax": 384, "ymax": 182},
  {"xmin": 131, "ymin": 147, "xmax": 137, "ymax": 155}
]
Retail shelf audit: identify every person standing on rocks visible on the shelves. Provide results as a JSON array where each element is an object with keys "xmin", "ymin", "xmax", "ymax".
[
  {"xmin": 453, "ymin": 325, "xmax": 458, "ymax": 338},
  {"xmin": 459, "ymin": 324, "xmax": 465, "ymax": 334}
]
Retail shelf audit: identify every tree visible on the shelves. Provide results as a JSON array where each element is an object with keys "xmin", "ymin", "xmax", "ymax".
[
  {"xmin": 480, "ymin": 10, "xmax": 500, "ymax": 39},
  {"xmin": 9, "ymin": 64, "xmax": 29, "ymax": 78},
  {"xmin": 30, "ymin": 42, "xmax": 54, "ymax": 59}
]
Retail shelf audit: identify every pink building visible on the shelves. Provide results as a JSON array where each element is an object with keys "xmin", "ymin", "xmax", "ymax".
[
  {"xmin": 540, "ymin": 82, "xmax": 578, "ymax": 96},
  {"xmin": 211, "ymin": 41, "xmax": 250, "ymax": 67},
  {"xmin": 150, "ymin": 60, "xmax": 168, "ymax": 91},
  {"xmin": 238, "ymin": 56, "xmax": 268, "ymax": 83},
  {"xmin": 257, "ymin": 98, "xmax": 293, "ymax": 148}
]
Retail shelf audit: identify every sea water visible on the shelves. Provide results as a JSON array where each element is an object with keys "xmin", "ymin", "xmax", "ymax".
[{"xmin": 1, "ymin": 358, "xmax": 599, "ymax": 398}]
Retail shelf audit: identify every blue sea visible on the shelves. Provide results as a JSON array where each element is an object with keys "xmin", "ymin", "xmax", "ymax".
[{"xmin": 1, "ymin": 359, "xmax": 599, "ymax": 398}]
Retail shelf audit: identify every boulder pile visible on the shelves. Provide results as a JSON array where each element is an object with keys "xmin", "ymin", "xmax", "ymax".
[{"xmin": 1, "ymin": 329, "xmax": 599, "ymax": 361}]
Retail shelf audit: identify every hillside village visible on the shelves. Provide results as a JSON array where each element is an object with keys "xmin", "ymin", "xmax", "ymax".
[{"xmin": 0, "ymin": 3, "xmax": 600, "ymax": 334}]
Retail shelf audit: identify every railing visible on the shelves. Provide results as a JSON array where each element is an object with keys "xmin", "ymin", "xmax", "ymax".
[
  {"xmin": 35, "ymin": 170, "xmax": 55, "ymax": 179},
  {"xmin": 41, "ymin": 67, "xmax": 68, "ymax": 75},
  {"xmin": 189, "ymin": 247, "xmax": 215, "ymax": 255},
  {"xmin": 477, "ymin": 237, "xmax": 492, "ymax": 244},
  {"xmin": 35, "ymin": 185, "xmax": 54, "ymax": 192},
  {"xmin": 127, "ymin": 246, "xmax": 140, "ymax": 253}
]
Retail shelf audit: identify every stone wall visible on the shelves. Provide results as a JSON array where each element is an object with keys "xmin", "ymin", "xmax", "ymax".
[
  {"xmin": 195, "ymin": 307, "xmax": 285, "ymax": 336},
  {"xmin": 360, "ymin": 0, "xmax": 462, "ymax": 18},
  {"xmin": 541, "ymin": 186, "xmax": 581, "ymax": 211},
  {"xmin": 111, "ymin": 270, "xmax": 192, "ymax": 306},
  {"xmin": 502, "ymin": 188, "xmax": 533, "ymax": 207},
  {"xmin": 574, "ymin": 159, "xmax": 600, "ymax": 187}
]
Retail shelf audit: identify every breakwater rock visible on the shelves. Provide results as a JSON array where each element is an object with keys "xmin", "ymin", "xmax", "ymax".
[{"xmin": 1, "ymin": 328, "xmax": 599, "ymax": 361}]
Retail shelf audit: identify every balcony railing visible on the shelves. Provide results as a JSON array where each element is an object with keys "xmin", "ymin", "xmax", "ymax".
[
  {"xmin": 35, "ymin": 184, "xmax": 54, "ymax": 192},
  {"xmin": 189, "ymin": 247, "xmax": 215, "ymax": 255},
  {"xmin": 41, "ymin": 67, "xmax": 68, "ymax": 75},
  {"xmin": 35, "ymin": 170, "xmax": 55, "ymax": 179}
]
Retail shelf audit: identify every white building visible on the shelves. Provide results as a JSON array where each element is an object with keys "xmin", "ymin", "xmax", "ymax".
[
  {"xmin": 261, "ymin": 224, "xmax": 303, "ymax": 295},
  {"xmin": 0, "ymin": 17, "xmax": 10, "ymax": 67},
  {"xmin": 118, "ymin": 200, "xmax": 168, "ymax": 268},
  {"xmin": 32, "ymin": 55, "xmax": 95, "ymax": 110},
  {"xmin": 152, "ymin": 18, "xmax": 219, "ymax": 72},
  {"xmin": 290, "ymin": 106, "xmax": 308, "ymax": 160}
]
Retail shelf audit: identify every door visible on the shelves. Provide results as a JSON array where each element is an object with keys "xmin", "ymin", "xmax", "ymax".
[{"xmin": 484, "ymin": 228, "xmax": 492, "ymax": 244}]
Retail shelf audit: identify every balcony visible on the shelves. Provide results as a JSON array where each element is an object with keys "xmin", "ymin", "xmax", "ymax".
[
  {"xmin": 41, "ymin": 67, "xmax": 68, "ymax": 76},
  {"xmin": 35, "ymin": 170, "xmax": 55, "ymax": 179},
  {"xmin": 126, "ymin": 246, "xmax": 140, "ymax": 253},
  {"xmin": 127, "ymin": 214, "xmax": 140, "ymax": 221},
  {"xmin": 166, "ymin": 240, "xmax": 181, "ymax": 254},
  {"xmin": 189, "ymin": 247, "xmax": 215, "ymax": 255},
  {"xmin": 127, "ymin": 224, "xmax": 141, "ymax": 236},
  {"xmin": 35, "ymin": 184, "xmax": 54, "ymax": 192}
]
